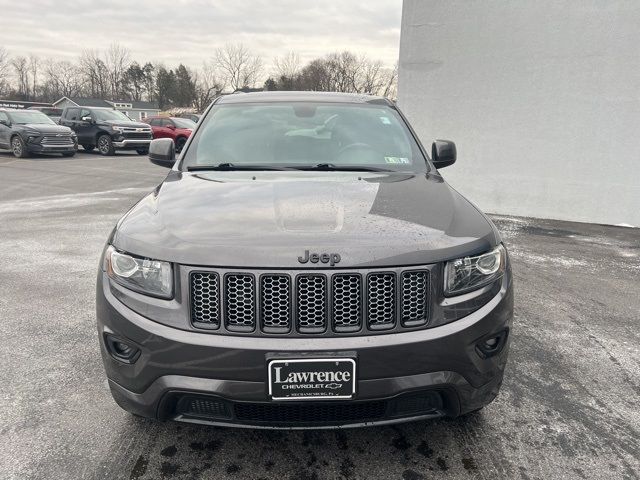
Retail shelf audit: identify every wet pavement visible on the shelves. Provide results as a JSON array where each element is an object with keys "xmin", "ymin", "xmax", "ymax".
[{"xmin": 1, "ymin": 152, "xmax": 638, "ymax": 479}]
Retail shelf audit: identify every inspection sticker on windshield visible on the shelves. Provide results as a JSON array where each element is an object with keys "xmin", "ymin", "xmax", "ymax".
[
  {"xmin": 379, "ymin": 116, "xmax": 392, "ymax": 125},
  {"xmin": 384, "ymin": 156, "xmax": 411, "ymax": 164}
]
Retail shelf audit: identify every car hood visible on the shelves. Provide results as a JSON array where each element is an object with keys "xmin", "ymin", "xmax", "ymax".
[
  {"xmin": 99, "ymin": 120, "xmax": 150, "ymax": 129},
  {"xmin": 113, "ymin": 171, "xmax": 499, "ymax": 268},
  {"xmin": 20, "ymin": 123, "xmax": 73, "ymax": 134}
]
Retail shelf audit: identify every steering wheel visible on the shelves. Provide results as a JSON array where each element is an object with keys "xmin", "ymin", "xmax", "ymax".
[{"xmin": 335, "ymin": 143, "xmax": 378, "ymax": 164}]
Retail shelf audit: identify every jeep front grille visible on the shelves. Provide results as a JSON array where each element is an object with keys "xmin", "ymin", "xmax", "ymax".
[
  {"xmin": 189, "ymin": 268, "xmax": 431, "ymax": 336},
  {"xmin": 224, "ymin": 274, "xmax": 256, "ymax": 331},
  {"xmin": 261, "ymin": 275, "xmax": 291, "ymax": 332},
  {"xmin": 332, "ymin": 274, "xmax": 362, "ymax": 331},
  {"xmin": 191, "ymin": 272, "xmax": 220, "ymax": 327},
  {"xmin": 367, "ymin": 273, "xmax": 396, "ymax": 329},
  {"xmin": 401, "ymin": 271, "xmax": 430, "ymax": 326},
  {"xmin": 296, "ymin": 275, "xmax": 327, "ymax": 332}
]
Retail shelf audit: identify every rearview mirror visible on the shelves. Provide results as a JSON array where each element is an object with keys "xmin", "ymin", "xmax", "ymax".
[
  {"xmin": 149, "ymin": 138, "xmax": 176, "ymax": 168},
  {"xmin": 431, "ymin": 140, "xmax": 456, "ymax": 169}
]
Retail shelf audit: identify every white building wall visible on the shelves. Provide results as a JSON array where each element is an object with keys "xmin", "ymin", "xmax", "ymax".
[{"xmin": 399, "ymin": 0, "xmax": 640, "ymax": 226}]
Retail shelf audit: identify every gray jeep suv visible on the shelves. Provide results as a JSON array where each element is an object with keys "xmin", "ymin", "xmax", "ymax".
[{"xmin": 97, "ymin": 92, "xmax": 513, "ymax": 429}]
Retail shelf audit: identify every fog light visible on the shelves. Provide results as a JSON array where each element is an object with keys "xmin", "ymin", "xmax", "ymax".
[
  {"xmin": 476, "ymin": 329, "xmax": 508, "ymax": 359},
  {"xmin": 484, "ymin": 337, "xmax": 499, "ymax": 348},
  {"xmin": 105, "ymin": 334, "xmax": 140, "ymax": 363}
]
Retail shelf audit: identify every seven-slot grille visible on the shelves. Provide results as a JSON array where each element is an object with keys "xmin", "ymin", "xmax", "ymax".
[{"xmin": 190, "ymin": 269, "xmax": 430, "ymax": 335}]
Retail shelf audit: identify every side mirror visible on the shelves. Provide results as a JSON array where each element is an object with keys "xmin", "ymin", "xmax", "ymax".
[
  {"xmin": 166, "ymin": 124, "xmax": 176, "ymax": 130},
  {"xmin": 149, "ymin": 138, "xmax": 176, "ymax": 168},
  {"xmin": 81, "ymin": 115, "xmax": 92, "ymax": 123},
  {"xmin": 0, "ymin": 119, "xmax": 9, "ymax": 127},
  {"xmin": 431, "ymin": 140, "xmax": 456, "ymax": 169}
]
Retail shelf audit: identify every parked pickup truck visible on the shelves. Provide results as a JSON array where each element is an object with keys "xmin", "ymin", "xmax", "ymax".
[{"xmin": 59, "ymin": 106, "xmax": 153, "ymax": 155}]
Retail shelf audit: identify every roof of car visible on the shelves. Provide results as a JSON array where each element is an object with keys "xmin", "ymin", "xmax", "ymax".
[
  {"xmin": 0, "ymin": 108, "xmax": 44, "ymax": 113},
  {"xmin": 216, "ymin": 91, "xmax": 393, "ymax": 106}
]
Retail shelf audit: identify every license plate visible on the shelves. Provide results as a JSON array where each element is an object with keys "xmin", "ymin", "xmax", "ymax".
[{"xmin": 268, "ymin": 358, "xmax": 356, "ymax": 400}]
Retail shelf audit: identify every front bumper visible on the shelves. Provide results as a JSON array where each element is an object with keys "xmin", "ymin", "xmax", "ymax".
[
  {"xmin": 112, "ymin": 139, "xmax": 152, "ymax": 149},
  {"xmin": 27, "ymin": 142, "xmax": 76, "ymax": 154},
  {"xmin": 97, "ymin": 271, "xmax": 513, "ymax": 429}
]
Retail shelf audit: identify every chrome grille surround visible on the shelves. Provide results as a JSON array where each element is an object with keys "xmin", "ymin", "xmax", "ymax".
[{"xmin": 188, "ymin": 266, "xmax": 432, "ymax": 337}]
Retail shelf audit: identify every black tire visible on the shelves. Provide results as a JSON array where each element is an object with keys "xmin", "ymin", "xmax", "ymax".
[
  {"xmin": 136, "ymin": 148, "xmax": 148, "ymax": 155},
  {"xmin": 11, "ymin": 136, "xmax": 29, "ymax": 158},
  {"xmin": 62, "ymin": 152, "xmax": 76, "ymax": 157},
  {"xmin": 82, "ymin": 144, "xmax": 94, "ymax": 152},
  {"xmin": 175, "ymin": 136, "xmax": 187, "ymax": 153},
  {"xmin": 97, "ymin": 134, "xmax": 115, "ymax": 156}
]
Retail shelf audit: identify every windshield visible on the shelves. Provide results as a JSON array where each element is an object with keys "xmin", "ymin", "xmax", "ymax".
[
  {"xmin": 93, "ymin": 109, "xmax": 132, "ymax": 122},
  {"xmin": 8, "ymin": 110, "xmax": 56, "ymax": 125},
  {"xmin": 181, "ymin": 103, "xmax": 427, "ymax": 172},
  {"xmin": 172, "ymin": 118, "xmax": 196, "ymax": 129}
]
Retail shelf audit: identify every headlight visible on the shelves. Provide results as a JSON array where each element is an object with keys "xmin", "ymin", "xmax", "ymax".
[
  {"xmin": 112, "ymin": 126, "xmax": 125, "ymax": 133},
  {"xmin": 105, "ymin": 246, "xmax": 173, "ymax": 298},
  {"xmin": 444, "ymin": 244, "xmax": 506, "ymax": 296}
]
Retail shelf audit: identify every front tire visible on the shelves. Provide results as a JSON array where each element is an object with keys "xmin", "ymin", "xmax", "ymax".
[
  {"xmin": 82, "ymin": 144, "xmax": 94, "ymax": 152},
  {"xmin": 175, "ymin": 137, "xmax": 187, "ymax": 153},
  {"xmin": 97, "ymin": 134, "xmax": 115, "ymax": 156},
  {"xmin": 11, "ymin": 136, "xmax": 29, "ymax": 158},
  {"xmin": 136, "ymin": 148, "xmax": 148, "ymax": 155},
  {"xmin": 62, "ymin": 152, "xmax": 76, "ymax": 157}
]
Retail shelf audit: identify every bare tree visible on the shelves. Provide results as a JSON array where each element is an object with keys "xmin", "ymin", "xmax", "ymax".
[
  {"xmin": 11, "ymin": 56, "xmax": 30, "ymax": 99},
  {"xmin": 29, "ymin": 54, "xmax": 39, "ymax": 100},
  {"xmin": 215, "ymin": 43, "xmax": 263, "ymax": 91},
  {"xmin": 273, "ymin": 51, "xmax": 300, "ymax": 79},
  {"xmin": 104, "ymin": 43, "xmax": 131, "ymax": 99},
  {"xmin": 357, "ymin": 58, "xmax": 386, "ymax": 94},
  {"xmin": 43, "ymin": 59, "xmax": 83, "ymax": 99},
  {"xmin": 0, "ymin": 46, "xmax": 9, "ymax": 96},
  {"xmin": 381, "ymin": 62, "xmax": 398, "ymax": 100},
  {"xmin": 80, "ymin": 49, "xmax": 109, "ymax": 98},
  {"xmin": 193, "ymin": 61, "xmax": 224, "ymax": 111}
]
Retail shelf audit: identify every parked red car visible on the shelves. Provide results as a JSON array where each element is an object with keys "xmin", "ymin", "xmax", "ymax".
[{"xmin": 145, "ymin": 116, "xmax": 196, "ymax": 152}]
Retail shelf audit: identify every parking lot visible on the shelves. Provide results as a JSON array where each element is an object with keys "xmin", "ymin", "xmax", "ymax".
[{"xmin": 0, "ymin": 151, "xmax": 638, "ymax": 480}]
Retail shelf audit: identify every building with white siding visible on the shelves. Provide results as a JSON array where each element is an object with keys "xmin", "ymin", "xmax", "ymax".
[{"xmin": 399, "ymin": 0, "xmax": 640, "ymax": 227}]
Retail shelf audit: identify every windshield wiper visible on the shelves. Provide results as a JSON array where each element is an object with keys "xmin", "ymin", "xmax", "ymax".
[
  {"xmin": 187, "ymin": 163, "xmax": 293, "ymax": 171},
  {"xmin": 292, "ymin": 163, "xmax": 394, "ymax": 172}
]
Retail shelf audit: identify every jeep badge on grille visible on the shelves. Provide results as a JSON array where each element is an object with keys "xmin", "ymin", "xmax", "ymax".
[{"xmin": 298, "ymin": 250, "xmax": 341, "ymax": 266}]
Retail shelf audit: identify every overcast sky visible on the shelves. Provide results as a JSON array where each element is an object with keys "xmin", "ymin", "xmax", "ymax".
[{"xmin": 0, "ymin": 0, "xmax": 402, "ymax": 72}]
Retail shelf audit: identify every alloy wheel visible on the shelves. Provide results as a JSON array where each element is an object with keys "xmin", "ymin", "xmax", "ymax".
[
  {"xmin": 12, "ymin": 138, "xmax": 23, "ymax": 157},
  {"xmin": 98, "ymin": 137, "xmax": 109, "ymax": 154}
]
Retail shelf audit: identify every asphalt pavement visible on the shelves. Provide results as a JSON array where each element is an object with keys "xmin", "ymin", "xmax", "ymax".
[{"xmin": 0, "ymin": 151, "xmax": 638, "ymax": 480}]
